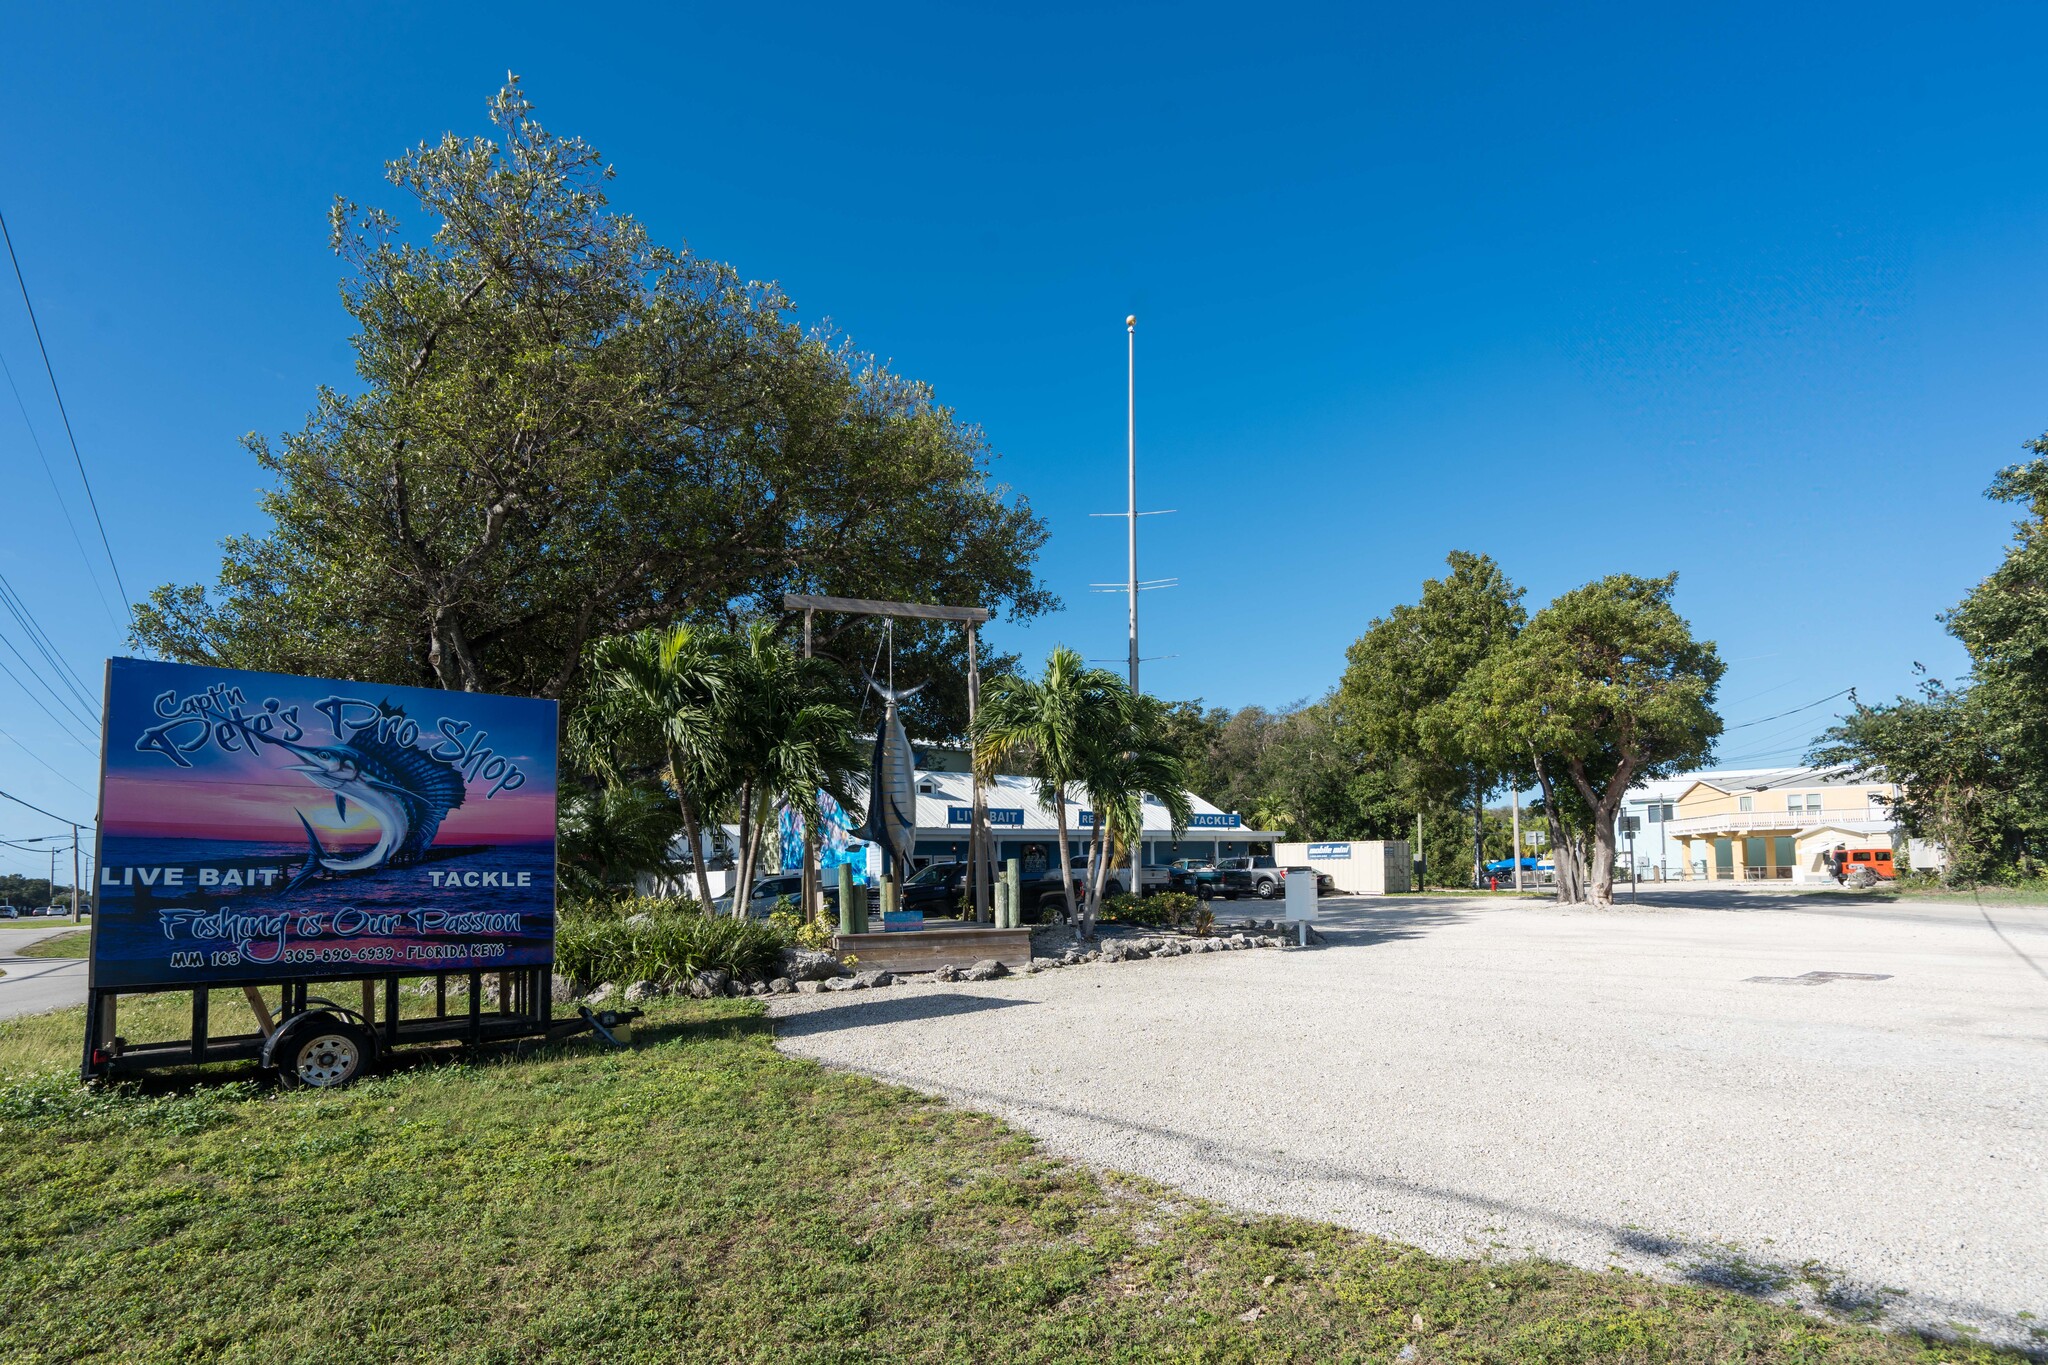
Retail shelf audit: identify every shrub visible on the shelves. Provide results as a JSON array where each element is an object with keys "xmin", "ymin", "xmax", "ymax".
[
  {"xmin": 1098, "ymin": 890, "xmax": 1198, "ymax": 929},
  {"xmin": 555, "ymin": 902, "xmax": 784, "ymax": 986},
  {"xmin": 768, "ymin": 909, "xmax": 833, "ymax": 951}
]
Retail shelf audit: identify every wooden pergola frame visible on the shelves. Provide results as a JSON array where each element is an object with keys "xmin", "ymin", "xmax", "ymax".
[{"xmin": 782, "ymin": 594, "xmax": 994, "ymax": 923}]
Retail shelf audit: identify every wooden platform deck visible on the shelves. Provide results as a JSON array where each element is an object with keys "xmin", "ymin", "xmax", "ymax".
[{"xmin": 829, "ymin": 925, "xmax": 1035, "ymax": 973}]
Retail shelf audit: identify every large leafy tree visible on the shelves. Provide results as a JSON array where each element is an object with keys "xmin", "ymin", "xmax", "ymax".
[
  {"xmin": 132, "ymin": 79, "xmax": 1050, "ymax": 733},
  {"xmin": 1811, "ymin": 443, "xmax": 2048, "ymax": 880},
  {"xmin": 1458, "ymin": 573, "xmax": 1723, "ymax": 906},
  {"xmin": 1337, "ymin": 552, "xmax": 1526, "ymax": 883}
]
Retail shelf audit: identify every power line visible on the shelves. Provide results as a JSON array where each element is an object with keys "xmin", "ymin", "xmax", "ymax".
[
  {"xmin": 0, "ymin": 648, "xmax": 95, "ymax": 750},
  {"xmin": 0, "ymin": 784, "xmax": 87, "ymax": 827},
  {"xmin": 0, "ymin": 573, "xmax": 98, "ymax": 714},
  {"xmin": 0, "ymin": 723, "xmax": 92, "ymax": 796},
  {"xmin": 1723, "ymin": 689, "xmax": 1852, "ymax": 731},
  {"xmin": 0, "ymin": 207, "xmax": 133, "ymax": 624},
  {"xmin": 0, "ymin": 346, "xmax": 120, "ymax": 627}
]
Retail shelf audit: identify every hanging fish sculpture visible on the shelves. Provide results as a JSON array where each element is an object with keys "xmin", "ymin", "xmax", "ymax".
[{"xmin": 859, "ymin": 673, "xmax": 926, "ymax": 876}]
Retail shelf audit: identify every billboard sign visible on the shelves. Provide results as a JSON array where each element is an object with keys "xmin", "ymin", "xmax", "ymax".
[{"xmin": 92, "ymin": 658, "xmax": 558, "ymax": 990}]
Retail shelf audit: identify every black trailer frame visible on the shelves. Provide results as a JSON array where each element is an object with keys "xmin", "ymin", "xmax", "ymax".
[{"xmin": 81, "ymin": 964, "xmax": 610, "ymax": 1083}]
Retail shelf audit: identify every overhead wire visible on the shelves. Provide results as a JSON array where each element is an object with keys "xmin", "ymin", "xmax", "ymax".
[
  {"xmin": 0, "ymin": 647, "xmax": 95, "ymax": 750},
  {"xmin": 0, "ymin": 206, "xmax": 133, "ymax": 623},
  {"xmin": 0, "ymin": 723, "xmax": 92, "ymax": 796},
  {"xmin": 0, "ymin": 347, "xmax": 119, "ymax": 627},
  {"xmin": 0, "ymin": 573, "xmax": 99, "ymax": 715},
  {"xmin": 0, "ymin": 784, "xmax": 87, "ymax": 827}
]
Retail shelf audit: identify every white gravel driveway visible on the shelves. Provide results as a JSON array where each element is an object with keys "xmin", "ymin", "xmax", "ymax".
[{"xmin": 770, "ymin": 890, "xmax": 2048, "ymax": 1345}]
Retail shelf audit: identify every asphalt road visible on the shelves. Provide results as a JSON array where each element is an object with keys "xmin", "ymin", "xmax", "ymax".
[
  {"xmin": 771, "ymin": 888, "xmax": 2048, "ymax": 1348},
  {"xmin": 0, "ymin": 923, "xmax": 89, "ymax": 1020}
]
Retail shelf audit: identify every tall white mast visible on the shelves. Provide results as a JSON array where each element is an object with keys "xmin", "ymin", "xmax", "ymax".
[
  {"xmin": 1127, "ymin": 315, "xmax": 1138, "ymax": 693},
  {"xmin": 1126, "ymin": 314, "xmax": 1140, "ymax": 902}
]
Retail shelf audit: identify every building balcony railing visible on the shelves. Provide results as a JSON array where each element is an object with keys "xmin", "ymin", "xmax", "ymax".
[{"xmin": 1665, "ymin": 809, "xmax": 1891, "ymax": 837}]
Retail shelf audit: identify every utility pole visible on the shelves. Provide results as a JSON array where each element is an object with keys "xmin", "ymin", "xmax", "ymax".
[{"xmin": 70, "ymin": 824, "xmax": 81, "ymax": 923}]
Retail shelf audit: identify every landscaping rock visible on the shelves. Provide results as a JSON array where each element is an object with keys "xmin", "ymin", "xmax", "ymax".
[
  {"xmin": 768, "ymin": 977, "xmax": 794, "ymax": 994},
  {"xmin": 585, "ymin": 982, "xmax": 617, "ymax": 1005},
  {"xmin": 930, "ymin": 964, "xmax": 963, "ymax": 982},
  {"xmin": 780, "ymin": 947, "xmax": 846, "ymax": 982},
  {"xmin": 1029, "ymin": 957, "xmax": 1063, "ymax": 972},
  {"xmin": 852, "ymin": 969, "xmax": 895, "ymax": 990},
  {"xmin": 823, "ymin": 975, "xmax": 863, "ymax": 992},
  {"xmin": 961, "ymin": 958, "xmax": 1008, "ymax": 982},
  {"xmin": 623, "ymin": 979, "xmax": 662, "ymax": 1004},
  {"xmin": 795, "ymin": 980, "xmax": 824, "ymax": 994},
  {"xmin": 684, "ymin": 968, "xmax": 731, "ymax": 1000},
  {"xmin": 551, "ymin": 973, "xmax": 580, "ymax": 1003},
  {"xmin": 748, "ymin": 981, "xmax": 769, "ymax": 996}
]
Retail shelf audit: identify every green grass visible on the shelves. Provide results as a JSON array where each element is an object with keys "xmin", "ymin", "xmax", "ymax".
[
  {"xmin": 15, "ymin": 930, "xmax": 89, "ymax": 959},
  {"xmin": 0, "ymin": 995, "xmax": 2030, "ymax": 1365},
  {"xmin": 1871, "ymin": 881, "xmax": 2048, "ymax": 906}
]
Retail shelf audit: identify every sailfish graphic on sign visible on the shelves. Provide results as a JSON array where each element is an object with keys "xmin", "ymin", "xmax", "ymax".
[{"xmin": 859, "ymin": 672, "xmax": 925, "ymax": 876}]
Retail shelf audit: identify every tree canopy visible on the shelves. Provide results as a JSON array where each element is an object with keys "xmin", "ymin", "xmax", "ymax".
[
  {"xmin": 1458, "ymin": 573, "xmax": 1723, "ymax": 904},
  {"xmin": 132, "ymin": 79, "xmax": 1050, "ymax": 736},
  {"xmin": 1814, "ymin": 439, "xmax": 2048, "ymax": 882}
]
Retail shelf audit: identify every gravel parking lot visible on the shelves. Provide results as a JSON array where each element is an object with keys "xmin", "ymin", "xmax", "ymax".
[{"xmin": 771, "ymin": 889, "xmax": 2048, "ymax": 1345}]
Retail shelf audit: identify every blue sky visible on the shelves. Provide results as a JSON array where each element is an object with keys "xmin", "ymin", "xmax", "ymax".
[{"xmin": 2, "ymin": 3, "xmax": 2046, "ymax": 867}]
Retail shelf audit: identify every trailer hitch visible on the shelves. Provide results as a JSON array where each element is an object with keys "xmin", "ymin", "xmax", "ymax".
[{"xmin": 577, "ymin": 1004, "xmax": 644, "ymax": 1048}]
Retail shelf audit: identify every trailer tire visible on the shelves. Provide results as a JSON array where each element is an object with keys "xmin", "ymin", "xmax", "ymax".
[{"xmin": 266, "ymin": 1012, "xmax": 373, "ymax": 1089}]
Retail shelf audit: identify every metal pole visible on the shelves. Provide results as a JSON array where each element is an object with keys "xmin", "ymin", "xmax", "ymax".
[
  {"xmin": 1126, "ymin": 314, "xmax": 1142, "ymax": 903},
  {"xmin": 802, "ymin": 608, "xmax": 821, "ymax": 923},
  {"xmin": 69, "ymin": 825, "xmax": 80, "ymax": 923},
  {"xmin": 969, "ymin": 620, "xmax": 989, "ymax": 922},
  {"xmin": 1511, "ymin": 787, "xmax": 1523, "ymax": 893}
]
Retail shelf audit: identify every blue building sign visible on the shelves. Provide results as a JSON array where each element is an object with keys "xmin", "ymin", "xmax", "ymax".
[
  {"xmin": 1308, "ymin": 841, "xmax": 1351, "ymax": 860},
  {"xmin": 1188, "ymin": 812, "xmax": 1242, "ymax": 829},
  {"xmin": 948, "ymin": 806, "xmax": 1024, "ymax": 826}
]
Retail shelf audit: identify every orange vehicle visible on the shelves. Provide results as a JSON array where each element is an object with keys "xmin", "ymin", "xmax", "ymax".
[{"xmin": 1833, "ymin": 846, "xmax": 1896, "ymax": 879}]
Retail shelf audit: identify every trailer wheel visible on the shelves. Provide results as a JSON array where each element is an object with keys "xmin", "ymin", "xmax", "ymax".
[{"xmin": 267, "ymin": 1012, "xmax": 373, "ymax": 1089}]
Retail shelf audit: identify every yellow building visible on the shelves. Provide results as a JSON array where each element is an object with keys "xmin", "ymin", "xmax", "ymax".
[{"xmin": 1663, "ymin": 767, "xmax": 1901, "ymax": 883}]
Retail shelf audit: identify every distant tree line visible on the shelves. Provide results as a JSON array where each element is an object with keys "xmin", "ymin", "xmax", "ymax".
[
  {"xmin": 1813, "ymin": 435, "xmax": 2048, "ymax": 884},
  {"xmin": 0, "ymin": 875, "xmax": 77, "ymax": 909},
  {"xmin": 1162, "ymin": 554, "xmax": 1724, "ymax": 907}
]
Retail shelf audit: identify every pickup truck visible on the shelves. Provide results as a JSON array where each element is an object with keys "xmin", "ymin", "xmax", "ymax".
[{"xmin": 1217, "ymin": 857, "xmax": 1333, "ymax": 900}]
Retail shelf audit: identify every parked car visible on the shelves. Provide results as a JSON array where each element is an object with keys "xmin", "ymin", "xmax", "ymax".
[
  {"xmin": 0, "ymin": 905, "xmax": 19, "ymax": 919},
  {"xmin": 711, "ymin": 873, "xmax": 804, "ymax": 919},
  {"xmin": 1167, "ymin": 859, "xmax": 1222, "ymax": 895}
]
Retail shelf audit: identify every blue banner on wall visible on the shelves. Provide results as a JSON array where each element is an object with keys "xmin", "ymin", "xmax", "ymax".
[
  {"xmin": 1188, "ymin": 812, "xmax": 1242, "ymax": 829},
  {"xmin": 91, "ymin": 658, "xmax": 559, "ymax": 991},
  {"xmin": 1308, "ymin": 842, "xmax": 1351, "ymax": 860}
]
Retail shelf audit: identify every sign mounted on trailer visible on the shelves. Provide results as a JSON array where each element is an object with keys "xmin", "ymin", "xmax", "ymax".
[{"xmin": 91, "ymin": 658, "xmax": 559, "ymax": 991}]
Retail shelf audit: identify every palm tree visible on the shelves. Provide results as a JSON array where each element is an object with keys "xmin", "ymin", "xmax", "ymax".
[
  {"xmin": 973, "ymin": 647, "xmax": 1127, "ymax": 930},
  {"xmin": 719, "ymin": 621, "xmax": 865, "ymax": 918},
  {"xmin": 575, "ymin": 624, "xmax": 732, "ymax": 910},
  {"xmin": 1079, "ymin": 693, "xmax": 1195, "ymax": 937},
  {"xmin": 557, "ymin": 783, "xmax": 684, "ymax": 900}
]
